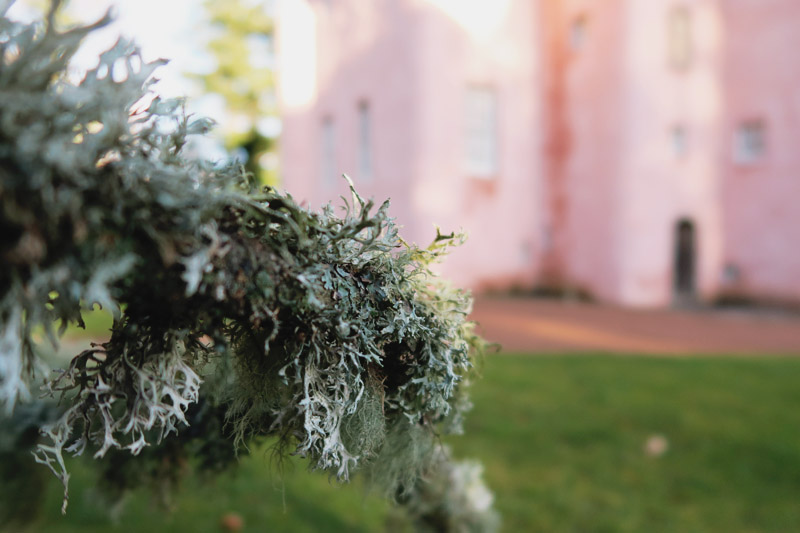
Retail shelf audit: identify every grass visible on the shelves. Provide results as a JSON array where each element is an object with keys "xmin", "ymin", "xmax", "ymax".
[
  {"xmin": 31, "ymin": 453, "xmax": 395, "ymax": 533},
  {"xmin": 12, "ymin": 354, "xmax": 800, "ymax": 532},
  {"xmin": 457, "ymin": 355, "xmax": 800, "ymax": 532}
]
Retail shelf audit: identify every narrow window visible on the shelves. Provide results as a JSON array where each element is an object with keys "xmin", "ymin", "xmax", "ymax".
[
  {"xmin": 321, "ymin": 116, "xmax": 336, "ymax": 184},
  {"xmin": 464, "ymin": 86, "xmax": 497, "ymax": 178},
  {"xmin": 671, "ymin": 125, "xmax": 687, "ymax": 158},
  {"xmin": 570, "ymin": 15, "xmax": 587, "ymax": 50},
  {"xmin": 667, "ymin": 6, "xmax": 692, "ymax": 70},
  {"xmin": 734, "ymin": 120, "xmax": 766, "ymax": 165},
  {"xmin": 357, "ymin": 101, "xmax": 372, "ymax": 181}
]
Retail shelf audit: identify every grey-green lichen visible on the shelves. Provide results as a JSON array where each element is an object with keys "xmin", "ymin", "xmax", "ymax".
[{"xmin": 0, "ymin": 2, "xmax": 495, "ymax": 529}]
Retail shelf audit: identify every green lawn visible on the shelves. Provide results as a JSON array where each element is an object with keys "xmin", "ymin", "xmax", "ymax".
[{"xmin": 18, "ymin": 354, "xmax": 800, "ymax": 532}]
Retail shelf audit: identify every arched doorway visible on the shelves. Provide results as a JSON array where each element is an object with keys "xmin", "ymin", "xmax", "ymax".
[{"xmin": 673, "ymin": 219, "xmax": 696, "ymax": 303}]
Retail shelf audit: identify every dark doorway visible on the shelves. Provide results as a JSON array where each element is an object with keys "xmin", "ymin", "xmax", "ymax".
[{"xmin": 673, "ymin": 219, "xmax": 696, "ymax": 303}]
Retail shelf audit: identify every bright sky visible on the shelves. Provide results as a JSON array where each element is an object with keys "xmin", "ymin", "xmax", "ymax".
[
  {"xmin": 9, "ymin": 0, "xmax": 213, "ymax": 95},
  {"xmin": 7, "ymin": 0, "xmax": 234, "ymax": 157}
]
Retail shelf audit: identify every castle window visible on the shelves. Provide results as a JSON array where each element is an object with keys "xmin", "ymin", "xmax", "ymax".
[
  {"xmin": 321, "ymin": 116, "xmax": 336, "ymax": 184},
  {"xmin": 734, "ymin": 120, "xmax": 766, "ymax": 165},
  {"xmin": 464, "ymin": 86, "xmax": 498, "ymax": 178},
  {"xmin": 357, "ymin": 101, "xmax": 372, "ymax": 181},
  {"xmin": 570, "ymin": 15, "xmax": 588, "ymax": 50},
  {"xmin": 667, "ymin": 6, "xmax": 692, "ymax": 70},
  {"xmin": 671, "ymin": 125, "xmax": 688, "ymax": 158}
]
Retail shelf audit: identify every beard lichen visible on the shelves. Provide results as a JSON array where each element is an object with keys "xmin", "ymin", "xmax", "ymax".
[{"xmin": 0, "ymin": 2, "xmax": 496, "ymax": 530}]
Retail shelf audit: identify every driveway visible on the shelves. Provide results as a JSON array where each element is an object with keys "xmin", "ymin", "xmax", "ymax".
[{"xmin": 470, "ymin": 297, "xmax": 800, "ymax": 355}]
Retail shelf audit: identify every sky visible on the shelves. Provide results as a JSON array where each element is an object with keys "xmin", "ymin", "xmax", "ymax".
[
  {"xmin": 6, "ymin": 0, "xmax": 241, "ymax": 159},
  {"xmin": 8, "ymin": 0, "xmax": 210, "ymax": 95}
]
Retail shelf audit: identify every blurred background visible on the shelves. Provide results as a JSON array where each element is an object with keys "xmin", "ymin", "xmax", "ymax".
[{"xmin": 6, "ymin": 0, "xmax": 800, "ymax": 531}]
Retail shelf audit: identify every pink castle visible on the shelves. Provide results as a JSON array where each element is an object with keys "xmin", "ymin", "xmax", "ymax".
[{"xmin": 276, "ymin": 0, "xmax": 800, "ymax": 307}]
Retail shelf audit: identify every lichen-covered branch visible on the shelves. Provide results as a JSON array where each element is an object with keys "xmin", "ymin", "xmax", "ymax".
[{"xmin": 0, "ymin": 2, "xmax": 496, "ymax": 529}]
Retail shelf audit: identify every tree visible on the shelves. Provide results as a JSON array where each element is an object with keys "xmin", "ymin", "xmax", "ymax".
[
  {"xmin": 194, "ymin": 0, "xmax": 279, "ymax": 185},
  {"xmin": 0, "ymin": 2, "xmax": 497, "ymax": 530}
]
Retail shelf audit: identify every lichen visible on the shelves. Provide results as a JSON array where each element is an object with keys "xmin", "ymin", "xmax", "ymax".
[{"xmin": 0, "ymin": 2, "xmax": 495, "ymax": 529}]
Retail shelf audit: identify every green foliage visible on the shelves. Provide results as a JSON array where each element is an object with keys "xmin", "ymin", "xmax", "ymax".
[
  {"xmin": 199, "ymin": 0, "xmax": 274, "ymax": 117},
  {"xmin": 0, "ymin": 2, "xmax": 493, "ymax": 529}
]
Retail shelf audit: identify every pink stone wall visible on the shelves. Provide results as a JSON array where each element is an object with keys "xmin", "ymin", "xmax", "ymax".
[
  {"xmin": 278, "ymin": 0, "xmax": 800, "ymax": 307},
  {"xmin": 410, "ymin": 0, "xmax": 542, "ymax": 287},
  {"xmin": 278, "ymin": 0, "xmax": 544, "ymax": 289},
  {"xmin": 616, "ymin": 0, "xmax": 725, "ymax": 306},
  {"xmin": 546, "ymin": 0, "xmax": 727, "ymax": 306},
  {"xmin": 278, "ymin": 0, "xmax": 422, "ymax": 217},
  {"xmin": 720, "ymin": 0, "xmax": 800, "ymax": 303},
  {"xmin": 541, "ymin": 0, "xmax": 628, "ymax": 302}
]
